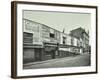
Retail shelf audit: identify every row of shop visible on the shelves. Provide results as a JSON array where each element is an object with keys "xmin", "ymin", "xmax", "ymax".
[{"xmin": 23, "ymin": 43, "xmax": 83, "ymax": 64}]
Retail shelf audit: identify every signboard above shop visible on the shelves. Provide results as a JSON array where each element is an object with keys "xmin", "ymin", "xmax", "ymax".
[{"xmin": 23, "ymin": 19, "xmax": 39, "ymax": 32}]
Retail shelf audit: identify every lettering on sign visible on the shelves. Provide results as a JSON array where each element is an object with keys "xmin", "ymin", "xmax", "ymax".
[{"xmin": 24, "ymin": 20, "xmax": 39, "ymax": 32}]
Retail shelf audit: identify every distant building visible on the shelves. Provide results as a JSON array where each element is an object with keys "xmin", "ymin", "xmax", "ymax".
[
  {"xmin": 59, "ymin": 32, "xmax": 82, "ymax": 54},
  {"xmin": 70, "ymin": 27, "xmax": 90, "ymax": 53}
]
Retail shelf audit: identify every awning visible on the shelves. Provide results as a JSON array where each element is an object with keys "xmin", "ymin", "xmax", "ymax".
[
  {"xmin": 44, "ymin": 46, "xmax": 56, "ymax": 51},
  {"xmin": 23, "ymin": 43, "xmax": 43, "ymax": 48}
]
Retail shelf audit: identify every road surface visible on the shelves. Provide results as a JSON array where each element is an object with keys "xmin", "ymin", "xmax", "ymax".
[{"xmin": 23, "ymin": 53, "xmax": 91, "ymax": 69}]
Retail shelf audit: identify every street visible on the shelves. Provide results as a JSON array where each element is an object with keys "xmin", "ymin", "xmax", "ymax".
[{"xmin": 23, "ymin": 53, "xmax": 91, "ymax": 69}]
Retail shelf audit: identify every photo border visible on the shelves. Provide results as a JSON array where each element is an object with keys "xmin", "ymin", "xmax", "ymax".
[{"xmin": 11, "ymin": 1, "xmax": 98, "ymax": 79}]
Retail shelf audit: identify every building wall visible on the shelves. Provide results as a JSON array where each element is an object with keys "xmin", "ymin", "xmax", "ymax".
[
  {"xmin": 23, "ymin": 18, "xmax": 83, "ymax": 49},
  {"xmin": 23, "ymin": 19, "xmax": 44, "ymax": 63},
  {"xmin": 60, "ymin": 32, "xmax": 72, "ymax": 45},
  {"xmin": 23, "ymin": 48, "xmax": 35, "ymax": 63},
  {"xmin": 70, "ymin": 28, "xmax": 83, "ymax": 39},
  {"xmin": 73, "ymin": 37, "xmax": 78, "ymax": 46},
  {"xmin": 70, "ymin": 27, "xmax": 89, "ymax": 53},
  {"xmin": 40, "ymin": 25, "xmax": 50, "ymax": 42},
  {"xmin": 59, "ymin": 32, "xmax": 82, "ymax": 54},
  {"xmin": 40, "ymin": 25, "xmax": 60, "ymax": 44},
  {"xmin": 23, "ymin": 18, "xmax": 85, "ymax": 63},
  {"xmin": 66, "ymin": 35, "xmax": 71, "ymax": 45},
  {"xmin": 23, "ymin": 18, "xmax": 43, "ymax": 45}
]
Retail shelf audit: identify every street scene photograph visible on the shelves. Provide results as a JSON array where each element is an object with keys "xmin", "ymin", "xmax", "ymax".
[{"xmin": 23, "ymin": 10, "xmax": 91, "ymax": 69}]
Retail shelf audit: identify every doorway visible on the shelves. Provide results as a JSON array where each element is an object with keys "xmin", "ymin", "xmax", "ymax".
[{"xmin": 35, "ymin": 48, "xmax": 42, "ymax": 61}]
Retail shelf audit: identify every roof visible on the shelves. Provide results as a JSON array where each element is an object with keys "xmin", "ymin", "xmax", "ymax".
[{"xmin": 70, "ymin": 27, "xmax": 89, "ymax": 37}]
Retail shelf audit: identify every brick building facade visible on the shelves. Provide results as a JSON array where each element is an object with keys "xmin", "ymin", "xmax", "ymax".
[{"xmin": 70, "ymin": 27, "xmax": 90, "ymax": 53}]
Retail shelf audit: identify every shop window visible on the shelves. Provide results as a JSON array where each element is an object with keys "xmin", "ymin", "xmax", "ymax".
[
  {"xmin": 50, "ymin": 33, "xmax": 55, "ymax": 38},
  {"xmin": 77, "ymin": 40, "xmax": 79, "ymax": 47},
  {"xmin": 63, "ymin": 37, "xmax": 66, "ymax": 44},
  {"xmin": 80, "ymin": 42, "xmax": 82, "ymax": 47},
  {"xmin": 23, "ymin": 32, "xmax": 33, "ymax": 44}
]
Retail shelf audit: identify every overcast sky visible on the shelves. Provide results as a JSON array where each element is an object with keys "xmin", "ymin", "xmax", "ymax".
[{"xmin": 23, "ymin": 10, "xmax": 91, "ymax": 34}]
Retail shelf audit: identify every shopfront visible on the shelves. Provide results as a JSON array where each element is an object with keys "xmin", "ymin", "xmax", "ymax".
[
  {"xmin": 43, "ymin": 43, "xmax": 59, "ymax": 60},
  {"xmin": 23, "ymin": 44, "xmax": 43, "ymax": 63}
]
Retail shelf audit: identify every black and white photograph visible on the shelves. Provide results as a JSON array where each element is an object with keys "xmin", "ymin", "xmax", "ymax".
[
  {"xmin": 11, "ymin": 1, "xmax": 97, "ymax": 78},
  {"xmin": 23, "ymin": 10, "xmax": 91, "ymax": 69}
]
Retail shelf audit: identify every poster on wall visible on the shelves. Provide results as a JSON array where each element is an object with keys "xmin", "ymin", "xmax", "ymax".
[{"xmin": 11, "ymin": 1, "xmax": 98, "ymax": 78}]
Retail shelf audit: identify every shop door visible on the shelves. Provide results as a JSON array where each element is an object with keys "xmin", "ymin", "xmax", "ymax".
[
  {"xmin": 51, "ymin": 50, "xmax": 56, "ymax": 59},
  {"xmin": 35, "ymin": 49, "xmax": 41, "ymax": 61}
]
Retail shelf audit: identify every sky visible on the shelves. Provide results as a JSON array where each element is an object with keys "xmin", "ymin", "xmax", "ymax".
[{"xmin": 23, "ymin": 10, "xmax": 91, "ymax": 34}]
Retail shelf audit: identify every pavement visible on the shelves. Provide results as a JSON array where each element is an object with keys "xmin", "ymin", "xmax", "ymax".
[{"xmin": 23, "ymin": 53, "xmax": 91, "ymax": 69}]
